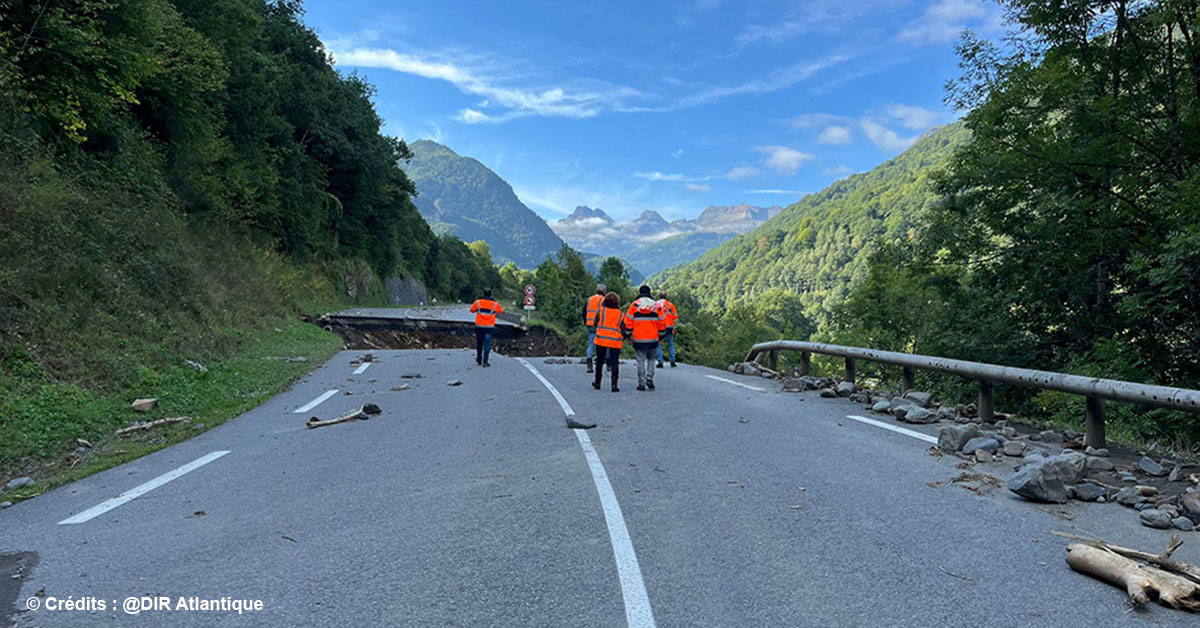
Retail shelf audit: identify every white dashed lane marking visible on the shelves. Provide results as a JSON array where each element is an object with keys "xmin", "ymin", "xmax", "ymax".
[
  {"xmin": 705, "ymin": 374, "xmax": 766, "ymax": 392},
  {"xmin": 845, "ymin": 414, "xmax": 938, "ymax": 444},
  {"xmin": 293, "ymin": 390, "xmax": 338, "ymax": 414},
  {"xmin": 59, "ymin": 451, "xmax": 230, "ymax": 525}
]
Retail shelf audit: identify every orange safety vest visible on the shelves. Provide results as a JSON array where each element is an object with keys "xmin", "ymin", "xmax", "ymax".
[
  {"xmin": 655, "ymin": 299, "xmax": 678, "ymax": 329},
  {"xmin": 593, "ymin": 307, "xmax": 627, "ymax": 349},
  {"xmin": 626, "ymin": 298, "xmax": 665, "ymax": 343},
  {"xmin": 470, "ymin": 298, "xmax": 503, "ymax": 328},
  {"xmin": 585, "ymin": 294, "xmax": 604, "ymax": 327}
]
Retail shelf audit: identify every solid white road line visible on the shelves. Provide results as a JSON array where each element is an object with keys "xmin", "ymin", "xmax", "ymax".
[
  {"xmin": 293, "ymin": 389, "xmax": 339, "ymax": 414},
  {"xmin": 845, "ymin": 415, "xmax": 938, "ymax": 444},
  {"xmin": 352, "ymin": 362, "xmax": 371, "ymax": 375},
  {"xmin": 514, "ymin": 357, "xmax": 656, "ymax": 628},
  {"xmin": 59, "ymin": 451, "xmax": 230, "ymax": 525},
  {"xmin": 705, "ymin": 374, "xmax": 766, "ymax": 392}
]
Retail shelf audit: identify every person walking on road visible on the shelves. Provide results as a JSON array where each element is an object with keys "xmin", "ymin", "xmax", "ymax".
[
  {"xmin": 583, "ymin": 284, "xmax": 607, "ymax": 373},
  {"xmin": 626, "ymin": 285, "xmax": 665, "ymax": 391},
  {"xmin": 591, "ymin": 292, "xmax": 628, "ymax": 393},
  {"xmin": 655, "ymin": 290, "xmax": 678, "ymax": 368},
  {"xmin": 469, "ymin": 289, "xmax": 504, "ymax": 367}
]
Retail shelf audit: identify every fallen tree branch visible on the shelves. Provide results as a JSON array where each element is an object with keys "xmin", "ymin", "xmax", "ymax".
[
  {"xmin": 1054, "ymin": 531, "xmax": 1200, "ymax": 585},
  {"xmin": 305, "ymin": 404, "xmax": 382, "ymax": 429},
  {"xmin": 1065, "ymin": 544, "xmax": 1200, "ymax": 611},
  {"xmin": 115, "ymin": 417, "xmax": 190, "ymax": 436}
]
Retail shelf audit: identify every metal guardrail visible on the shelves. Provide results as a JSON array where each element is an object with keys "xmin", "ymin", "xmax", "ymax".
[{"xmin": 745, "ymin": 340, "xmax": 1200, "ymax": 448}]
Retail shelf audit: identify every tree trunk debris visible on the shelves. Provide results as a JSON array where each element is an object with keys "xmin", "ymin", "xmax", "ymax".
[
  {"xmin": 1056, "ymin": 531, "xmax": 1200, "ymax": 612},
  {"xmin": 115, "ymin": 417, "xmax": 190, "ymax": 436},
  {"xmin": 305, "ymin": 403, "xmax": 382, "ymax": 429}
]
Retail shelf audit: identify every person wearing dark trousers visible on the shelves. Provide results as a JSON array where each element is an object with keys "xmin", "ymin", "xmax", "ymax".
[
  {"xmin": 592, "ymin": 292, "xmax": 628, "ymax": 392},
  {"xmin": 655, "ymin": 291, "xmax": 678, "ymax": 367},
  {"xmin": 583, "ymin": 284, "xmax": 607, "ymax": 373},
  {"xmin": 469, "ymin": 289, "xmax": 503, "ymax": 367},
  {"xmin": 626, "ymin": 285, "xmax": 666, "ymax": 391}
]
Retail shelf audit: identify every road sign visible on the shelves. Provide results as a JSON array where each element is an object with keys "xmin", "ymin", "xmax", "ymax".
[
  {"xmin": 523, "ymin": 295, "xmax": 536, "ymax": 306},
  {"xmin": 524, "ymin": 284, "xmax": 536, "ymax": 296},
  {"xmin": 523, "ymin": 294, "xmax": 536, "ymax": 310}
]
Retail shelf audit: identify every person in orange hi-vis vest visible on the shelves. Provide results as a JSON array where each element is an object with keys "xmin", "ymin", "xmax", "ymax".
[
  {"xmin": 654, "ymin": 290, "xmax": 679, "ymax": 368},
  {"xmin": 469, "ymin": 289, "xmax": 504, "ymax": 367},
  {"xmin": 625, "ymin": 285, "xmax": 666, "ymax": 391},
  {"xmin": 582, "ymin": 284, "xmax": 607, "ymax": 374},
  {"xmin": 591, "ymin": 291, "xmax": 628, "ymax": 393}
]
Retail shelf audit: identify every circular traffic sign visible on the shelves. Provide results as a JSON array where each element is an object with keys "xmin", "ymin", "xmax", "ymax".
[
  {"xmin": 523, "ymin": 295, "xmax": 536, "ymax": 306},
  {"xmin": 524, "ymin": 284, "xmax": 536, "ymax": 296}
]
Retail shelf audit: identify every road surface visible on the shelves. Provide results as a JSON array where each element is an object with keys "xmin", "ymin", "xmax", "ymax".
[
  {"xmin": 2, "ymin": 350, "xmax": 1195, "ymax": 627},
  {"xmin": 328, "ymin": 305, "xmax": 525, "ymax": 330}
]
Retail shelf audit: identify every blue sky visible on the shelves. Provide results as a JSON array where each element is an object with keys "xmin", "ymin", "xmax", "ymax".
[{"xmin": 306, "ymin": 0, "xmax": 1004, "ymax": 221}]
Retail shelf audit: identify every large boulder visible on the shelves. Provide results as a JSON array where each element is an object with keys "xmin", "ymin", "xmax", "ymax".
[
  {"xmin": 1137, "ymin": 456, "xmax": 1167, "ymax": 477},
  {"xmin": 781, "ymin": 378, "xmax": 808, "ymax": 392},
  {"xmin": 900, "ymin": 407, "xmax": 937, "ymax": 424},
  {"xmin": 1002, "ymin": 441, "xmax": 1027, "ymax": 457},
  {"xmin": 938, "ymin": 424, "xmax": 980, "ymax": 453},
  {"xmin": 903, "ymin": 391, "xmax": 933, "ymax": 408},
  {"xmin": 871, "ymin": 400, "xmax": 892, "ymax": 414},
  {"xmin": 1139, "ymin": 509, "xmax": 1173, "ymax": 529},
  {"xmin": 836, "ymin": 381, "xmax": 856, "ymax": 397},
  {"xmin": 1182, "ymin": 492, "xmax": 1200, "ymax": 521},
  {"xmin": 1070, "ymin": 484, "xmax": 1108, "ymax": 502},
  {"xmin": 1048, "ymin": 451, "xmax": 1088, "ymax": 484},
  {"xmin": 1007, "ymin": 461, "xmax": 1068, "ymax": 504},
  {"xmin": 962, "ymin": 437, "xmax": 1000, "ymax": 455}
]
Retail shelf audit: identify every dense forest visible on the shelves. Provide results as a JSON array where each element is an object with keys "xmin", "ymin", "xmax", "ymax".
[{"xmin": 0, "ymin": 0, "xmax": 497, "ymax": 470}]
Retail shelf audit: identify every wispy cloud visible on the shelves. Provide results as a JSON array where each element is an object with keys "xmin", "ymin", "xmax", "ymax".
[
  {"xmin": 896, "ymin": 0, "xmax": 1003, "ymax": 45},
  {"xmin": 818, "ymin": 125, "xmax": 853, "ymax": 145},
  {"xmin": 822, "ymin": 165, "xmax": 853, "ymax": 177},
  {"xmin": 669, "ymin": 53, "xmax": 859, "ymax": 110},
  {"xmin": 670, "ymin": 148, "xmax": 684, "ymax": 159},
  {"xmin": 685, "ymin": 183, "xmax": 711, "ymax": 192},
  {"xmin": 746, "ymin": 188, "xmax": 802, "ymax": 195},
  {"xmin": 633, "ymin": 171, "xmax": 709, "ymax": 183},
  {"xmin": 755, "ymin": 145, "xmax": 814, "ymax": 175},
  {"xmin": 725, "ymin": 166, "xmax": 761, "ymax": 180},
  {"xmin": 885, "ymin": 104, "xmax": 942, "ymax": 129},
  {"xmin": 736, "ymin": 21, "xmax": 811, "ymax": 46}
]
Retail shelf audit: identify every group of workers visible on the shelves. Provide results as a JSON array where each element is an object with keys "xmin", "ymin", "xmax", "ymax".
[
  {"xmin": 468, "ymin": 284, "xmax": 679, "ymax": 393},
  {"xmin": 584, "ymin": 283, "xmax": 678, "ymax": 393}
]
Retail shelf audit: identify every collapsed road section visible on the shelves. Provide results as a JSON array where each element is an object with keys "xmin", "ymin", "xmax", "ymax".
[{"xmin": 309, "ymin": 305, "xmax": 567, "ymax": 355}]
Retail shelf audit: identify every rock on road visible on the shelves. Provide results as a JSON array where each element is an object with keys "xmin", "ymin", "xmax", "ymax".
[{"xmin": 1, "ymin": 350, "xmax": 1195, "ymax": 627}]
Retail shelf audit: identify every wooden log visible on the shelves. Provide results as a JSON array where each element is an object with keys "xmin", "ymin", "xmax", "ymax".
[
  {"xmin": 1065, "ymin": 544, "xmax": 1200, "ymax": 611},
  {"xmin": 115, "ymin": 417, "xmax": 190, "ymax": 436},
  {"xmin": 305, "ymin": 404, "xmax": 382, "ymax": 429},
  {"xmin": 1054, "ymin": 532, "xmax": 1200, "ymax": 584}
]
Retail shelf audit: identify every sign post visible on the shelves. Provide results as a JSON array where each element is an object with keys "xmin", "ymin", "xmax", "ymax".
[{"xmin": 523, "ymin": 284, "xmax": 536, "ymax": 310}]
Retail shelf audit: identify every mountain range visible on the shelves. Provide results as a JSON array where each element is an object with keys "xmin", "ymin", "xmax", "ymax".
[
  {"xmin": 405, "ymin": 140, "xmax": 564, "ymax": 268},
  {"xmin": 551, "ymin": 203, "xmax": 780, "ymax": 259},
  {"xmin": 655, "ymin": 123, "xmax": 969, "ymax": 322}
]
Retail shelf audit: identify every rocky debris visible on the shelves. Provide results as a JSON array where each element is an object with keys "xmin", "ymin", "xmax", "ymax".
[
  {"xmin": 543, "ymin": 358, "xmax": 571, "ymax": 364},
  {"xmin": 938, "ymin": 424, "xmax": 980, "ymax": 453},
  {"xmin": 1138, "ymin": 456, "xmax": 1168, "ymax": 477},
  {"xmin": 819, "ymin": 388, "xmax": 837, "ymax": 398},
  {"xmin": 1116, "ymin": 487, "xmax": 1148, "ymax": 507},
  {"xmin": 1118, "ymin": 471, "xmax": 1138, "ymax": 483},
  {"xmin": 897, "ymin": 406, "xmax": 937, "ymax": 424},
  {"xmin": 0, "ymin": 501, "xmax": 10, "ymax": 509},
  {"xmin": 265, "ymin": 356, "xmax": 309, "ymax": 363},
  {"xmin": 1086, "ymin": 457, "xmax": 1115, "ymax": 472},
  {"xmin": 1183, "ymin": 492, "xmax": 1200, "ymax": 521},
  {"xmin": 1070, "ymin": 484, "xmax": 1108, "ymax": 502},
  {"xmin": 76, "ymin": 438, "xmax": 93, "ymax": 449},
  {"xmin": 1139, "ymin": 509, "xmax": 1173, "ymax": 529},
  {"xmin": 1173, "ymin": 516, "xmax": 1195, "ymax": 532},
  {"xmin": 729, "ymin": 362, "xmax": 762, "ymax": 377},
  {"xmin": 390, "ymin": 384, "xmax": 411, "ymax": 392},
  {"xmin": 871, "ymin": 400, "xmax": 892, "ymax": 413},
  {"xmin": 1085, "ymin": 446, "xmax": 1109, "ymax": 457},
  {"xmin": 185, "ymin": 359, "xmax": 208, "ymax": 372},
  {"xmin": 1038, "ymin": 430, "xmax": 1063, "ymax": 444},
  {"xmin": 131, "ymin": 398, "xmax": 158, "ymax": 412},
  {"xmin": 5, "ymin": 477, "xmax": 34, "ymax": 491},
  {"xmin": 903, "ymin": 391, "xmax": 933, "ymax": 408},
  {"xmin": 356, "ymin": 353, "xmax": 379, "ymax": 363},
  {"xmin": 963, "ymin": 437, "xmax": 1000, "ymax": 455},
  {"xmin": 1003, "ymin": 440, "xmax": 1027, "ymax": 457},
  {"xmin": 1001, "ymin": 426, "xmax": 1018, "ymax": 438},
  {"xmin": 447, "ymin": 379, "xmax": 463, "ymax": 386},
  {"xmin": 835, "ymin": 381, "xmax": 856, "ymax": 397},
  {"xmin": 958, "ymin": 403, "xmax": 978, "ymax": 418},
  {"xmin": 976, "ymin": 450, "xmax": 994, "ymax": 463},
  {"xmin": 937, "ymin": 407, "xmax": 958, "ymax": 421},
  {"xmin": 400, "ymin": 373, "xmax": 423, "ymax": 379},
  {"xmin": 1169, "ymin": 465, "xmax": 1183, "ymax": 482},
  {"xmin": 1007, "ymin": 460, "xmax": 1068, "ymax": 503},
  {"xmin": 781, "ymin": 378, "xmax": 810, "ymax": 392},
  {"xmin": 1050, "ymin": 451, "xmax": 1088, "ymax": 484}
]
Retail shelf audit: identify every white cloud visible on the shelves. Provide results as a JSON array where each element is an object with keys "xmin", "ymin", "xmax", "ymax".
[
  {"xmin": 860, "ymin": 120, "xmax": 918, "ymax": 151},
  {"xmin": 886, "ymin": 104, "xmax": 941, "ymax": 130},
  {"xmin": 746, "ymin": 189, "xmax": 802, "ymax": 195},
  {"xmin": 725, "ymin": 166, "xmax": 761, "ymax": 180},
  {"xmin": 331, "ymin": 46, "xmax": 645, "ymax": 123},
  {"xmin": 788, "ymin": 112, "xmax": 852, "ymax": 130},
  {"xmin": 671, "ymin": 148, "xmax": 684, "ymax": 159},
  {"xmin": 633, "ymin": 171, "xmax": 710, "ymax": 183},
  {"xmin": 670, "ymin": 53, "xmax": 858, "ymax": 109},
  {"xmin": 896, "ymin": 0, "xmax": 1001, "ymax": 45},
  {"xmin": 755, "ymin": 145, "xmax": 815, "ymax": 175},
  {"xmin": 685, "ymin": 183, "xmax": 711, "ymax": 192},
  {"xmin": 736, "ymin": 21, "xmax": 810, "ymax": 46},
  {"xmin": 818, "ymin": 125, "xmax": 853, "ymax": 145},
  {"xmin": 822, "ymin": 165, "xmax": 852, "ymax": 177}
]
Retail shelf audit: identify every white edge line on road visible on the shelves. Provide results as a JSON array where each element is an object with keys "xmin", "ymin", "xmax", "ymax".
[
  {"xmin": 705, "ymin": 374, "xmax": 766, "ymax": 392},
  {"xmin": 514, "ymin": 357, "xmax": 656, "ymax": 628},
  {"xmin": 59, "ymin": 451, "xmax": 230, "ymax": 525},
  {"xmin": 353, "ymin": 362, "xmax": 371, "ymax": 375},
  {"xmin": 845, "ymin": 415, "xmax": 938, "ymax": 444},
  {"xmin": 293, "ymin": 389, "xmax": 339, "ymax": 414}
]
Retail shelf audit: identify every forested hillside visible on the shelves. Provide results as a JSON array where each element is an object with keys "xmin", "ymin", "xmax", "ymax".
[
  {"xmin": 406, "ymin": 139, "xmax": 565, "ymax": 268},
  {"xmin": 656, "ymin": 123, "xmax": 969, "ymax": 323},
  {"xmin": 0, "ymin": 0, "xmax": 496, "ymax": 476}
]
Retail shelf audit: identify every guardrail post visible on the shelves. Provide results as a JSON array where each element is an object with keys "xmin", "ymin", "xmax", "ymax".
[
  {"xmin": 902, "ymin": 367, "xmax": 916, "ymax": 393},
  {"xmin": 978, "ymin": 380, "xmax": 995, "ymax": 423},
  {"xmin": 844, "ymin": 357, "xmax": 855, "ymax": 384},
  {"xmin": 800, "ymin": 352, "xmax": 811, "ymax": 376},
  {"xmin": 768, "ymin": 350, "xmax": 778, "ymax": 372},
  {"xmin": 1085, "ymin": 397, "xmax": 1107, "ymax": 448}
]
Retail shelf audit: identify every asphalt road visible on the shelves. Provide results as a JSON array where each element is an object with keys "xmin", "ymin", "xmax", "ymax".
[
  {"xmin": 2, "ymin": 350, "xmax": 1196, "ymax": 627},
  {"xmin": 330, "ymin": 305, "xmax": 525, "ymax": 329}
]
